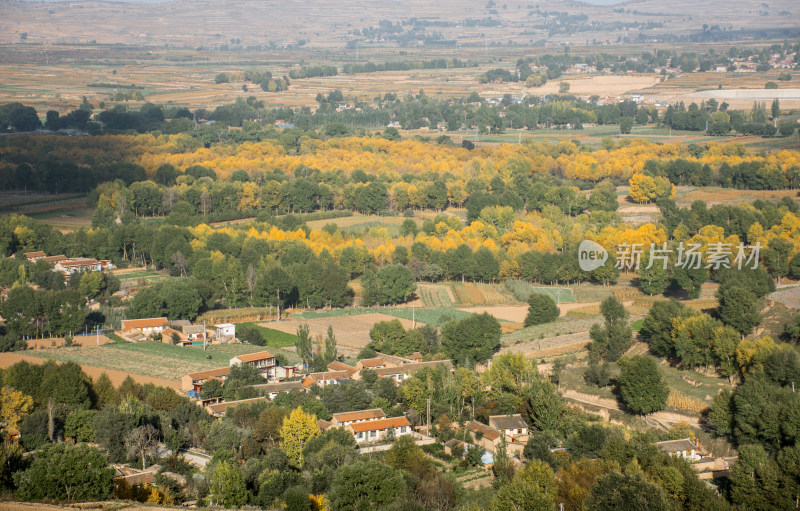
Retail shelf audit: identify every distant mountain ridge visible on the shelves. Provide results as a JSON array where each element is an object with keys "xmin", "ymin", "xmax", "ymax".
[{"xmin": 0, "ymin": 0, "xmax": 796, "ymax": 46}]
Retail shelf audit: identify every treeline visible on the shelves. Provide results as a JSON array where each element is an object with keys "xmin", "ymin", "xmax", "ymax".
[
  {"xmin": 287, "ymin": 65, "xmax": 337, "ymax": 79},
  {"xmin": 342, "ymin": 58, "xmax": 476, "ymax": 74}
]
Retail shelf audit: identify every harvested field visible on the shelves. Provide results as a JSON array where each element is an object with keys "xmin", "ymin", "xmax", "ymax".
[
  {"xmin": 457, "ymin": 305, "xmax": 528, "ymax": 323},
  {"xmin": 532, "ymin": 75, "xmax": 661, "ymax": 96},
  {"xmin": 262, "ymin": 313, "xmax": 417, "ymax": 352},
  {"xmin": 0, "ymin": 352, "xmax": 181, "ymax": 389},
  {"xmin": 770, "ymin": 285, "xmax": 800, "ymax": 310},
  {"xmin": 499, "ymin": 332, "xmax": 592, "ymax": 359},
  {"xmin": 25, "ymin": 335, "xmax": 114, "ymax": 349},
  {"xmin": 674, "ymin": 186, "xmax": 798, "ymax": 207},
  {"xmin": 451, "ymin": 282, "xmax": 519, "ymax": 305},
  {"xmin": 501, "ymin": 316, "xmax": 600, "ymax": 346}
]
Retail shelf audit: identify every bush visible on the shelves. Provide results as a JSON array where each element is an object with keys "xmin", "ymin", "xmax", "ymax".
[
  {"xmin": 524, "ymin": 294, "xmax": 559, "ymax": 327},
  {"xmin": 14, "ymin": 443, "xmax": 114, "ymax": 502}
]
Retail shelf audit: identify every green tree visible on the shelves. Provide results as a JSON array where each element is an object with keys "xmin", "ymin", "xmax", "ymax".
[
  {"xmin": 616, "ymin": 355, "xmax": 669, "ymax": 415},
  {"xmin": 375, "ymin": 264, "xmax": 416, "ymax": 305},
  {"xmin": 295, "ymin": 324, "xmax": 313, "ymax": 369},
  {"xmin": 14, "ymin": 443, "xmax": 114, "ymax": 502},
  {"xmin": 524, "ymin": 293, "xmax": 559, "ymax": 327},
  {"xmin": 323, "ymin": 325, "xmax": 337, "ymax": 364},
  {"xmin": 717, "ymin": 285, "xmax": 760, "ymax": 335},
  {"xmin": 490, "ymin": 460, "xmax": 556, "ymax": 511},
  {"xmin": 328, "ymin": 460, "xmax": 408, "ymax": 511},
  {"xmin": 441, "ymin": 312, "xmax": 501, "ymax": 364},
  {"xmin": 64, "ymin": 409, "xmax": 96, "ymax": 443},
  {"xmin": 209, "ymin": 461, "xmax": 248, "ymax": 508},
  {"xmin": 637, "ymin": 259, "xmax": 671, "ymax": 296},
  {"xmin": 584, "ymin": 471, "xmax": 668, "ymax": 511}
]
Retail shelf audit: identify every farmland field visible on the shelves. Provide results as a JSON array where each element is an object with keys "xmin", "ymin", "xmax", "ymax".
[
  {"xmin": 262, "ymin": 313, "xmax": 419, "ymax": 353},
  {"xmin": 23, "ymin": 341, "xmax": 268, "ymax": 382},
  {"xmin": 415, "ymin": 284, "xmax": 455, "ymax": 307}
]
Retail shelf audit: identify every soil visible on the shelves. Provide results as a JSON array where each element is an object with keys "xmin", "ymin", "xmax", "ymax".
[{"xmin": 261, "ymin": 313, "xmax": 417, "ymax": 351}]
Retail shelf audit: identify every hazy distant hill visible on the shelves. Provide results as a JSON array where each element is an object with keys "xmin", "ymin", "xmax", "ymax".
[{"xmin": 0, "ymin": 0, "xmax": 796, "ymax": 47}]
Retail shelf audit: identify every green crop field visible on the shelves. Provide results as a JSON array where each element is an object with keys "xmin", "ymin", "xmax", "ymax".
[
  {"xmin": 238, "ymin": 322, "xmax": 299, "ymax": 348},
  {"xmin": 294, "ymin": 306, "xmax": 475, "ymax": 326},
  {"xmin": 25, "ymin": 341, "xmax": 268, "ymax": 381}
]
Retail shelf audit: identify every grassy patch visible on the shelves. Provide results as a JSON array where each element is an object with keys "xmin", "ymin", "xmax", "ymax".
[
  {"xmin": 571, "ymin": 285, "xmax": 615, "ymax": 303},
  {"xmin": 25, "ymin": 341, "xmax": 267, "ymax": 381},
  {"xmin": 294, "ymin": 306, "xmax": 475, "ymax": 326},
  {"xmin": 501, "ymin": 316, "xmax": 600, "ymax": 346},
  {"xmin": 239, "ymin": 322, "xmax": 299, "ymax": 348}
]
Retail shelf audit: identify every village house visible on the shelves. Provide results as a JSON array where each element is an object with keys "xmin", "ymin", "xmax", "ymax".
[
  {"xmin": 327, "ymin": 361, "xmax": 358, "ymax": 377},
  {"xmin": 347, "ymin": 416, "xmax": 412, "ymax": 444},
  {"xmin": 120, "ymin": 317, "xmax": 169, "ymax": 336},
  {"xmin": 302, "ymin": 370, "xmax": 351, "ymax": 388},
  {"xmin": 274, "ymin": 365, "xmax": 298, "ymax": 379},
  {"xmin": 371, "ymin": 360, "xmax": 455, "ymax": 383},
  {"xmin": 355, "ymin": 358, "xmax": 388, "ymax": 371},
  {"xmin": 23, "ymin": 251, "xmax": 47, "ymax": 261},
  {"xmin": 215, "ymin": 323, "xmax": 236, "ymax": 342},
  {"xmin": 230, "ymin": 350, "xmax": 277, "ymax": 378},
  {"xmin": 182, "ymin": 366, "xmax": 231, "ymax": 393},
  {"xmin": 54, "ymin": 258, "xmax": 103, "ymax": 275},
  {"xmin": 330, "ymin": 408, "xmax": 386, "ymax": 428},
  {"xmin": 488, "ymin": 414, "xmax": 529, "ymax": 443},
  {"xmin": 205, "ymin": 397, "xmax": 266, "ymax": 417},
  {"xmin": 469, "ymin": 420, "xmax": 503, "ymax": 453},
  {"xmin": 655, "ymin": 438, "xmax": 704, "ymax": 462},
  {"xmin": 250, "ymin": 380, "xmax": 305, "ymax": 399},
  {"xmin": 160, "ymin": 327, "xmax": 190, "ymax": 346},
  {"xmin": 182, "ymin": 325, "xmax": 207, "ymax": 341}
]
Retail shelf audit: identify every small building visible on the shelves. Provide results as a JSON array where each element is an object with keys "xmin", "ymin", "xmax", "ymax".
[
  {"xmin": 205, "ymin": 397, "xmax": 267, "ymax": 417},
  {"xmin": 488, "ymin": 414, "xmax": 528, "ymax": 442},
  {"xmin": 120, "ymin": 317, "xmax": 169, "ymax": 336},
  {"xmin": 215, "ymin": 323, "xmax": 236, "ymax": 341},
  {"xmin": 24, "ymin": 251, "xmax": 47, "ymax": 261},
  {"xmin": 302, "ymin": 370, "xmax": 351, "ymax": 388},
  {"xmin": 655, "ymin": 438, "xmax": 704, "ymax": 461},
  {"xmin": 372, "ymin": 360, "xmax": 455, "ymax": 383},
  {"xmin": 230, "ymin": 351, "xmax": 277, "ymax": 378},
  {"xmin": 347, "ymin": 416, "xmax": 412, "ymax": 444},
  {"xmin": 330, "ymin": 408, "xmax": 386, "ymax": 428},
  {"xmin": 183, "ymin": 325, "xmax": 207, "ymax": 341},
  {"xmin": 327, "ymin": 361, "xmax": 358, "ymax": 377},
  {"xmin": 161, "ymin": 327, "xmax": 189, "ymax": 346},
  {"xmin": 251, "ymin": 380, "xmax": 306, "ymax": 399},
  {"xmin": 356, "ymin": 358, "xmax": 387, "ymax": 371},
  {"xmin": 469, "ymin": 420, "xmax": 502, "ymax": 453},
  {"xmin": 55, "ymin": 258, "xmax": 103, "ymax": 275},
  {"xmin": 182, "ymin": 366, "xmax": 231, "ymax": 393},
  {"xmin": 275, "ymin": 366, "xmax": 298, "ymax": 379}
]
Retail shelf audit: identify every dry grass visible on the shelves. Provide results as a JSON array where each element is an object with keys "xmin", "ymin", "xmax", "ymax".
[{"xmin": 667, "ymin": 390, "xmax": 710, "ymax": 414}]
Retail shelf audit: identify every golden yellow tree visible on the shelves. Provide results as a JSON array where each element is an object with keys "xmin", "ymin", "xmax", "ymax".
[
  {"xmin": 0, "ymin": 387, "xmax": 33, "ymax": 432},
  {"xmin": 280, "ymin": 407, "xmax": 319, "ymax": 467}
]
